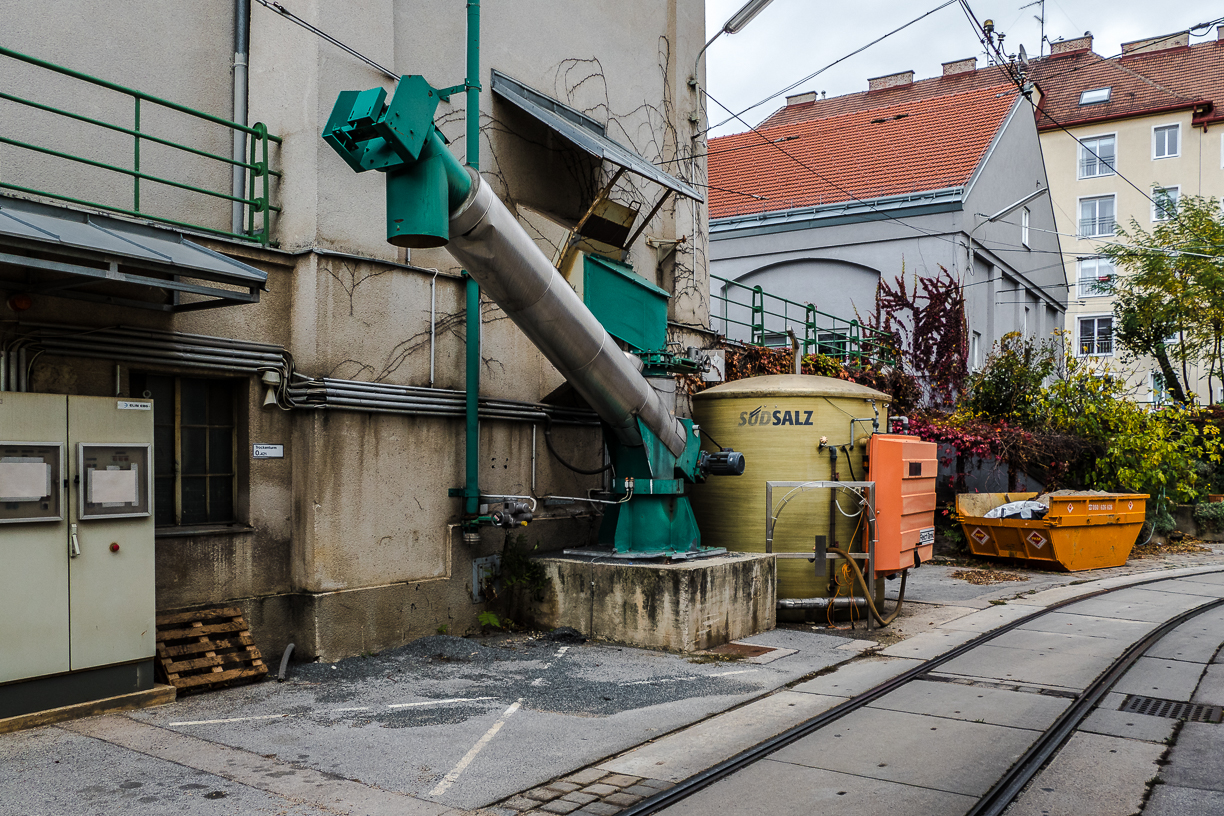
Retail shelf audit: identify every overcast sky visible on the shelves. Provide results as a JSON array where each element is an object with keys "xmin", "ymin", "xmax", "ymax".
[{"xmin": 703, "ymin": 0, "xmax": 1222, "ymax": 137}]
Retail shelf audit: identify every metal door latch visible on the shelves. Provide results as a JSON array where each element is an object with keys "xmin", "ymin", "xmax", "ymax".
[{"xmin": 70, "ymin": 524, "xmax": 80, "ymax": 558}]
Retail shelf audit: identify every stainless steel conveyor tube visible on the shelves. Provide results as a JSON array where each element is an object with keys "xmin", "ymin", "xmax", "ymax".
[{"xmin": 445, "ymin": 170, "xmax": 688, "ymax": 459}]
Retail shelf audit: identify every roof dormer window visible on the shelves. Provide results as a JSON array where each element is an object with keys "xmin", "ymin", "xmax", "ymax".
[{"xmin": 1079, "ymin": 87, "xmax": 1111, "ymax": 105}]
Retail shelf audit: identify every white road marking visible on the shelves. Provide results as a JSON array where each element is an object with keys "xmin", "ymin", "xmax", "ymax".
[
  {"xmin": 429, "ymin": 699, "xmax": 523, "ymax": 797},
  {"xmin": 624, "ymin": 669, "xmax": 759, "ymax": 686},
  {"xmin": 330, "ymin": 707, "xmax": 371, "ymax": 712},
  {"xmin": 387, "ymin": 696, "xmax": 496, "ymax": 710},
  {"xmin": 169, "ymin": 714, "xmax": 292, "ymax": 726}
]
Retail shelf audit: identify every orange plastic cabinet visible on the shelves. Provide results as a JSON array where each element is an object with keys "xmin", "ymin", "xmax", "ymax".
[{"xmin": 867, "ymin": 434, "xmax": 937, "ymax": 576}]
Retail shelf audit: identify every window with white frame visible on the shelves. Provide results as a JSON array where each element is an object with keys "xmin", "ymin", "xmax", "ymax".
[
  {"xmin": 1078, "ymin": 315, "xmax": 1114, "ymax": 356},
  {"xmin": 1021, "ymin": 207, "xmax": 1030, "ymax": 247},
  {"xmin": 1153, "ymin": 186, "xmax": 1179, "ymax": 221},
  {"xmin": 1153, "ymin": 124, "xmax": 1179, "ymax": 159},
  {"xmin": 1077, "ymin": 256, "xmax": 1114, "ymax": 298},
  {"xmin": 971, "ymin": 331, "xmax": 982, "ymax": 370},
  {"xmin": 1079, "ymin": 195, "xmax": 1115, "ymax": 237},
  {"xmin": 1150, "ymin": 371, "xmax": 1167, "ymax": 407},
  {"xmin": 1079, "ymin": 134, "xmax": 1116, "ymax": 178}
]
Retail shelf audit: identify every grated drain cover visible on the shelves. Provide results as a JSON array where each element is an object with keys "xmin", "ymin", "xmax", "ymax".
[{"xmin": 1119, "ymin": 695, "xmax": 1224, "ymax": 723}]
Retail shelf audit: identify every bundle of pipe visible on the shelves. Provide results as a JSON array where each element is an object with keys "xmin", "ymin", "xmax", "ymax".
[
  {"xmin": 287, "ymin": 378, "xmax": 598, "ymax": 424},
  {"xmin": 2, "ymin": 321, "xmax": 598, "ymax": 425},
  {"xmin": 3, "ymin": 322, "xmax": 287, "ymax": 377},
  {"xmin": 1, "ymin": 322, "xmax": 289, "ymax": 393}
]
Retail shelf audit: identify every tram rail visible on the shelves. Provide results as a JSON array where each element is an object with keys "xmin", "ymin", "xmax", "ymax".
[{"xmin": 619, "ymin": 568, "xmax": 1224, "ymax": 816}]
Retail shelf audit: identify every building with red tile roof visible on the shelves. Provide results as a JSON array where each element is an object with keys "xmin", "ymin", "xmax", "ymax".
[
  {"xmin": 1026, "ymin": 29, "xmax": 1224, "ymax": 405},
  {"xmin": 707, "ymin": 61, "xmax": 1065, "ymax": 371}
]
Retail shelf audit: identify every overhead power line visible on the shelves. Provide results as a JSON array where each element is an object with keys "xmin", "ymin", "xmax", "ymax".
[
  {"xmin": 253, "ymin": 0, "xmax": 399, "ymax": 80},
  {"xmin": 703, "ymin": 0, "xmax": 962, "ymax": 135},
  {"xmin": 956, "ymin": 0, "xmax": 1217, "ymax": 246}
]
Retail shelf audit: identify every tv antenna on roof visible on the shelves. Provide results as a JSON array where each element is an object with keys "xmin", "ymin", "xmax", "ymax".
[{"xmin": 1019, "ymin": 0, "xmax": 1046, "ymax": 56}]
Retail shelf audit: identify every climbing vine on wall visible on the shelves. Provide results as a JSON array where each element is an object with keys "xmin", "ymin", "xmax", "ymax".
[{"xmin": 865, "ymin": 264, "xmax": 969, "ymax": 410}]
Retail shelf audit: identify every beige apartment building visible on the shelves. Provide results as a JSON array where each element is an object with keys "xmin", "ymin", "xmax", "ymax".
[{"xmin": 1030, "ymin": 30, "xmax": 1224, "ymax": 404}]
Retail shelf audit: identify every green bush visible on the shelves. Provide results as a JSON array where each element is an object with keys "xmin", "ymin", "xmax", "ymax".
[{"xmin": 1193, "ymin": 501, "xmax": 1224, "ymax": 534}]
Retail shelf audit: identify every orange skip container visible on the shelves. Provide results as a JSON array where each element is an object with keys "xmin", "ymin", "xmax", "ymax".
[{"xmin": 955, "ymin": 492, "xmax": 1148, "ymax": 572}]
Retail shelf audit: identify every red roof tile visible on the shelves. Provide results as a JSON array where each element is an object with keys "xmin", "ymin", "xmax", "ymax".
[
  {"xmin": 758, "ymin": 64, "xmax": 1016, "ymax": 128},
  {"xmin": 708, "ymin": 84, "xmax": 1018, "ymax": 220},
  {"xmin": 1027, "ymin": 38, "xmax": 1224, "ymax": 130}
]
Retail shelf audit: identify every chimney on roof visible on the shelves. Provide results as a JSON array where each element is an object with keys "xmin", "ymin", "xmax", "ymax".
[
  {"xmin": 1121, "ymin": 31, "xmax": 1189, "ymax": 55},
  {"xmin": 785, "ymin": 91, "xmax": 817, "ymax": 106},
  {"xmin": 1050, "ymin": 34, "xmax": 1092, "ymax": 56},
  {"xmin": 942, "ymin": 57, "xmax": 977, "ymax": 76},
  {"xmin": 868, "ymin": 70, "xmax": 914, "ymax": 91},
  {"xmin": 1218, "ymin": 25, "xmax": 1224, "ymax": 41}
]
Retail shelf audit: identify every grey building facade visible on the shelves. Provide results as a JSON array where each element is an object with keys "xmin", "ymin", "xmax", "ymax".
[{"xmin": 708, "ymin": 71, "xmax": 1065, "ymax": 369}]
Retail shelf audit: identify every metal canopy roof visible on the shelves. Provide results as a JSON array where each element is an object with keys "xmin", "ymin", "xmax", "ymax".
[
  {"xmin": 0, "ymin": 196, "xmax": 267, "ymax": 312},
  {"xmin": 491, "ymin": 71, "xmax": 702, "ymax": 203}
]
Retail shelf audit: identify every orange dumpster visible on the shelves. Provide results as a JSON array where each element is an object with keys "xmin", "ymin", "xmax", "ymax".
[{"xmin": 955, "ymin": 491, "xmax": 1148, "ymax": 571}]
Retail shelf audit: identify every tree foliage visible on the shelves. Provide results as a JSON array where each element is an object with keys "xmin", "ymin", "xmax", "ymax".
[
  {"xmin": 920, "ymin": 330, "xmax": 1224, "ymax": 527},
  {"xmin": 1100, "ymin": 194, "xmax": 1224, "ymax": 404}
]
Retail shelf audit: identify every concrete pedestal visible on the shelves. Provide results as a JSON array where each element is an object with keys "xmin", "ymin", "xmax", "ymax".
[{"xmin": 513, "ymin": 552, "xmax": 776, "ymax": 652}]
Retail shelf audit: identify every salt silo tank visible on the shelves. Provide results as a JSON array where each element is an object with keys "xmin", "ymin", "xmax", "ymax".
[{"xmin": 691, "ymin": 374, "xmax": 890, "ymax": 610}]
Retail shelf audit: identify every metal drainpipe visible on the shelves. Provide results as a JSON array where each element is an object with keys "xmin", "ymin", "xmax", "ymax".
[
  {"xmin": 232, "ymin": 0, "xmax": 250, "ymax": 235},
  {"xmin": 462, "ymin": 0, "xmax": 481, "ymax": 518}
]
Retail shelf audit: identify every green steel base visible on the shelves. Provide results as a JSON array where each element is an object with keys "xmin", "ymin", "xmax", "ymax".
[{"xmin": 598, "ymin": 494, "xmax": 702, "ymax": 554}]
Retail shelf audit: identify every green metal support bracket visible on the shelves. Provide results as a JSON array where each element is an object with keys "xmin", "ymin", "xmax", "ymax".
[
  {"xmin": 435, "ymin": 81, "xmax": 481, "ymax": 102},
  {"xmin": 751, "ymin": 285, "xmax": 765, "ymax": 346}
]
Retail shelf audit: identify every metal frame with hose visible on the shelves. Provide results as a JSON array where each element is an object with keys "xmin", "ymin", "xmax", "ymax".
[{"xmin": 766, "ymin": 480, "xmax": 909, "ymax": 628}]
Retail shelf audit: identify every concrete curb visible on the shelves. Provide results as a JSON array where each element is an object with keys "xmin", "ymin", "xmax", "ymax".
[{"xmin": 0, "ymin": 683, "xmax": 176, "ymax": 734}]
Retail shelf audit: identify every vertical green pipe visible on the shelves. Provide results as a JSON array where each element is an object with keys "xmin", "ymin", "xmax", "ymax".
[
  {"xmin": 260, "ymin": 125, "xmax": 270, "ymax": 247},
  {"xmin": 133, "ymin": 98, "xmax": 141, "ymax": 211},
  {"xmin": 463, "ymin": 0, "xmax": 481, "ymax": 516}
]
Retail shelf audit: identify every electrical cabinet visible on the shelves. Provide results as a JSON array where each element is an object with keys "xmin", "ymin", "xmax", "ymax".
[
  {"xmin": 0, "ymin": 392, "xmax": 155, "ymax": 718},
  {"xmin": 868, "ymin": 433, "xmax": 937, "ymax": 576}
]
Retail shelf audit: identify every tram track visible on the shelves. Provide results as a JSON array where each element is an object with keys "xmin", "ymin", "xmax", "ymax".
[{"xmin": 619, "ymin": 567, "xmax": 1224, "ymax": 816}]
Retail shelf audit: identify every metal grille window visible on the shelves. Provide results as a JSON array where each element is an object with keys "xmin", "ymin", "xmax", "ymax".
[
  {"xmin": 1153, "ymin": 186, "xmax": 1179, "ymax": 221},
  {"xmin": 133, "ymin": 374, "xmax": 236, "ymax": 526},
  {"xmin": 1079, "ymin": 316, "xmax": 1114, "ymax": 356},
  {"xmin": 1154, "ymin": 124, "xmax": 1179, "ymax": 159},
  {"xmin": 1077, "ymin": 256, "xmax": 1114, "ymax": 298},
  {"xmin": 815, "ymin": 331, "xmax": 849, "ymax": 359},
  {"xmin": 1079, "ymin": 195, "xmax": 1115, "ymax": 237},
  {"xmin": 1079, "ymin": 135, "xmax": 1116, "ymax": 178}
]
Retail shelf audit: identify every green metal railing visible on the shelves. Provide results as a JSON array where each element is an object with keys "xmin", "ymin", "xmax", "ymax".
[
  {"xmin": 0, "ymin": 45, "xmax": 281, "ymax": 246},
  {"xmin": 710, "ymin": 274, "xmax": 894, "ymax": 365}
]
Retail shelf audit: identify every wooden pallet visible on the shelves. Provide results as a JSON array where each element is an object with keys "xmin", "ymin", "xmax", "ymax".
[{"xmin": 154, "ymin": 606, "xmax": 267, "ymax": 693}]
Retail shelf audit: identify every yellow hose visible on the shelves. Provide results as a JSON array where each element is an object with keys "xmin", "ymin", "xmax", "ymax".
[{"xmin": 829, "ymin": 547, "xmax": 908, "ymax": 627}]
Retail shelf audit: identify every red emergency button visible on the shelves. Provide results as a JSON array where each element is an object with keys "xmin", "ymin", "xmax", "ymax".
[{"xmin": 110, "ymin": 543, "xmax": 120, "ymax": 553}]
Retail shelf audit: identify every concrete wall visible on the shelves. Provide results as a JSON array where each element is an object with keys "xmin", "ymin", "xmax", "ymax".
[
  {"xmin": 0, "ymin": 0, "xmax": 237, "ymax": 234},
  {"xmin": 1041, "ymin": 109, "xmax": 1223, "ymax": 403},
  {"xmin": 0, "ymin": 1, "xmax": 712, "ymax": 662},
  {"xmin": 512, "ymin": 553, "xmax": 776, "ymax": 653}
]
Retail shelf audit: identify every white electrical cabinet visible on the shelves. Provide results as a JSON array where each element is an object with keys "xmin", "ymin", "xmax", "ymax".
[{"xmin": 0, "ymin": 392, "xmax": 155, "ymax": 718}]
